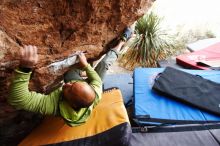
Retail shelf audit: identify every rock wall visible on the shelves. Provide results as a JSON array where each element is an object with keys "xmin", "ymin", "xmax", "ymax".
[
  {"xmin": 0, "ymin": 0, "xmax": 153, "ymax": 144},
  {"xmin": 0, "ymin": 0, "xmax": 152, "ymax": 92}
]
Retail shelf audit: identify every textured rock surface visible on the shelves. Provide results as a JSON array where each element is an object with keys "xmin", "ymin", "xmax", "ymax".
[
  {"xmin": 0, "ymin": 0, "xmax": 152, "ymax": 93},
  {"xmin": 0, "ymin": 0, "xmax": 152, "ymax": 144}
]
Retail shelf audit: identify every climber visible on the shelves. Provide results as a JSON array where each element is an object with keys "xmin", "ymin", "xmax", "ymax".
[{"xmin": 8, "ymin": 28, "xmax": 132, "ymax": 126}]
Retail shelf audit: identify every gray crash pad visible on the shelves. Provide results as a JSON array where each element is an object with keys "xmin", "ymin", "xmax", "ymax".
[{"xmin": 103, "ymin": 73, "xmax": 133, "ymax": 105}]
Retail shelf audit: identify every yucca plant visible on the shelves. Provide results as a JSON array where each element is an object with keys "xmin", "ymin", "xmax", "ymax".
[{"xmin": 119, "ymin": 12, "xmax": 175, "ymax": 69}]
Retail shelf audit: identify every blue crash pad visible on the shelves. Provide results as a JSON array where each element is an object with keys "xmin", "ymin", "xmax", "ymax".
[{"xmin": 134, "ymin": 68, "xmax": 220, "ymax": 125}]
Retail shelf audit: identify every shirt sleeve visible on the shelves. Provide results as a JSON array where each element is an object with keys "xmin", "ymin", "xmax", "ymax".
[
  {"xmin": 83, "ymin": 64, "xmax": 102, "ymax": 103},
  {"xmin": 8, "ymin": 69, "xmax": 61, "ymax": 115}
]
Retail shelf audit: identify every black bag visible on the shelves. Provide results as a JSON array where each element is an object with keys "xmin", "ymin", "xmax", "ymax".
[{"xmin": 153, "ymin": 67, "xmax": 220, "ymax": 116}]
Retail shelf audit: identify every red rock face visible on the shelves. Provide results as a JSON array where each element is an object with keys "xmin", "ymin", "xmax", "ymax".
[
  {"xmin": 0, "ymin": 0, "xmax": 152, "ymax": 93},
  {"xmin": 0, "ymin": 0, "xmax": 152, "ymax": 144}
]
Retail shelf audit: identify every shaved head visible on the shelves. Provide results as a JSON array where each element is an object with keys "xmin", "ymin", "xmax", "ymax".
[{"xmin": 63, "ymin": 82, "xmax": 96, "ymax": 110}]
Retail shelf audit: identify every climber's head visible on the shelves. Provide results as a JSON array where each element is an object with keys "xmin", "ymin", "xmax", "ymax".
[{"xmin": 62, "ymin": 81, "xmax": 96, "ymax": 110}]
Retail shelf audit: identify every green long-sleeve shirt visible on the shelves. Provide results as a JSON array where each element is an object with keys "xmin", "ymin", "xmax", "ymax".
[{"xmin": 8, "ymin": 64, "xmax": 102, "ymax": 126}]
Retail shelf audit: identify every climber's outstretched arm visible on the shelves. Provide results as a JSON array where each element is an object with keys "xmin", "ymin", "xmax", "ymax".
[{"xmin": 8, "ymin": 46, "xmax": 60, "ymax": 115}]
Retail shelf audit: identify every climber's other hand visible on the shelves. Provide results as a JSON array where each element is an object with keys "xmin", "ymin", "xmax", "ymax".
[{"xmin": 20, "ymin": 45, "xmax": 39, "ymax": 69}]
